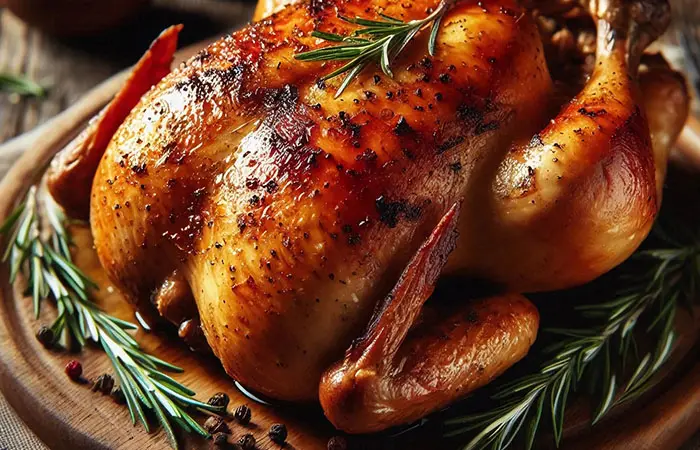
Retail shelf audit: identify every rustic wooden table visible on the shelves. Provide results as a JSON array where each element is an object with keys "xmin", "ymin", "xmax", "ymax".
[{"xmin": 0, "ymin": 0, "xmax": 254, "ymax": 144}]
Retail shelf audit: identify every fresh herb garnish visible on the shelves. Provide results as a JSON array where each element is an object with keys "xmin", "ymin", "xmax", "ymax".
[
  {"xmin": 295, "ymin": 1, "xmax": 449, "ymax": 97},
  {"xmin": 0, "ymin": 73, "xmax": 46, "ymax": 97},
  {"xmin": 1, "ymin": 187, "xmax": 224, "ymax": 449},
  {"xmin": 443, "ymin": 221, "xmax": 700, "ymax": 450}
]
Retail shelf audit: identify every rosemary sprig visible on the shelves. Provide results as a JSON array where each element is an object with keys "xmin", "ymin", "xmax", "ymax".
[
  {"xmin": 443, "ymin": 224, "xmax": 700, "ymax": 450},
  {"xmin": 295, "ymin": 1, "xmax": 449, "ymax": 97},
  {"xmin": 1, "ymin": 187, "xmax": 225, "ymax": 449},
  {"xmin": 0, "ymin": 73, "xmax": 46, "ymax": 97}
]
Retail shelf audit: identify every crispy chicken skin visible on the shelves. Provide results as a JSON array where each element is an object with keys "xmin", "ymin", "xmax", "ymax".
[
  {"xmin": 46, "ymin": 0, "xmax": 688, "ymax": 434},
  {"xmin": 91, "ymin": 0, "xmax": 552, "ymax": 403}
]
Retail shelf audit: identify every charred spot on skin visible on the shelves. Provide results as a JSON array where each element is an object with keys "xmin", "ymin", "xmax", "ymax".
[
  {"xmin": 174, "ymin": 65, "xmax": 244, "ymax": 102},
  {"xmin": 264, "ymin": 180, "xmax": 278, "ymax": 194},
  {"xmin": 394, "ymin": 116, "xmax": 413, "ymax": 136},
  {"xmin": 437, "ymin": 136, "xmax": 465, "ymax": 154},
  {"xmin": 375, "ymin": 196, "xmax": 422, "ymax": 228},
  {"xmin": 237, "ymin": 214, "xmax": 247, "ymax": 233},
  {"xmin": 307, "ymin": 0, "xmax": 329, "ymax": 14},
  {"xmin": 131, "ymin": 163, "xmax": 148, "ymax": 176},
  {"xmin": 356, "ymin": 149, "xmax": 378, "ymax": 162},
  {"xmin": 458, "ymin": 104, "xmax": 484, "ymax": 127},
  {"xmin": 347, "ymin": 234, "xmax": 361, "ymax": 246},
  {"xmin": 449, "ymin": 162, "xmax": 462, "ymax": 172},
  {"xmin": 578, "ymin": 107, "xmax": 607, "ymax": 118}
]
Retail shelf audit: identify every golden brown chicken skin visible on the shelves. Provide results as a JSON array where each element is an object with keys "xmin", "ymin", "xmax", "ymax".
[
  {"xmin": 91, "ymin": 0, "xmax": 551, "ymax": 402},
  {"xmin": 47, "ymin": 0, "xmax": 685, "ymax": 434}
]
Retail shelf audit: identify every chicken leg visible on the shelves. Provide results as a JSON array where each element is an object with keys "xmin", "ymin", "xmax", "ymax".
[
  {"xmin": 320, "ymin": 204, "xmax": 539, "ymax": 433},
  {"xmin": 450, "ymin": 0, "xmax": 673, "ymax": 291}
]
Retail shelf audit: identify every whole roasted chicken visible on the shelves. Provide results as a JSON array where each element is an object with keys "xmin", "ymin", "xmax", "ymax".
[{"xmin": 47, "ymin": 0, "xmax": 688, "ymax": 433}]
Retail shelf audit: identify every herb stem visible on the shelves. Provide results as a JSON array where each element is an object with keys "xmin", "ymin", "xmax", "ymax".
[{"xmin": 295, "ymin": 2, "xmax": 450, "ymax": 97}]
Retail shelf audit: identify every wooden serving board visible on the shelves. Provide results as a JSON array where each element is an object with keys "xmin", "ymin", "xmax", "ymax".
[{"xmin": 1, "ymin": 42, "xmax": 700, "ymax": 450}]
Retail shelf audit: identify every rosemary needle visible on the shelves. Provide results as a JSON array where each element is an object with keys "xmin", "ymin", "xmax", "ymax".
[{"xmin": 0, "ymin": 73, "xmax": 46, "ymax": 97}]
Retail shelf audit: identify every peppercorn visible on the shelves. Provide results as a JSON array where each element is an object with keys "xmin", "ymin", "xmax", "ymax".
[
  {"xmin": 212, "ymin": 432, "xmax": 230, "ymax": 447},
  {"xmin": 92, "ymin": 374, "xmax": 115, "ymax": 395},
  {"xmin": 234, "ymin": 404, "xmax": 252, "ymax": 425},
  {"xmin": 327, "ymin": 436, "xmax": 347, "ymax": 450},
  {"xmin": 111, "ymin": 386, "xmax": 126, "ymax": 404},
  {"xmin": 208, "ymin": 392, "xmax": 230, "ymax": 409},
  {"xmin": 65, "ymin": 360, "xmax": 82, "ymax": 381},
  {"xmin": 36, "ymin": 326, "xmax": 54, "ymax": 348},
  {"xmin": 238, "ymin": 433, "xmax": 256, "ymax": 450},
  {"xmin": 204, "ymin": 416, "xmax": 230, "ymax": 435},
  {"xmin": 268, "ymin": 423, "xmax": 287, "ymax": 445}
]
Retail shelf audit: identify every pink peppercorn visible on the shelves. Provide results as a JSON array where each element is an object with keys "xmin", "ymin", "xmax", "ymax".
[{"xmin": 65, "ymin": 360, "xmax": 82, "ymax": 381}]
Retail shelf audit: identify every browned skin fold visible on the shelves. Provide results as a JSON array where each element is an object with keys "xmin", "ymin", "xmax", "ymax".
[
  {"xmin": 45, "ymin": 0, "xmax": 689, "ymax": 434},
  {"xmin": 319, "ymin": 204, "xmax": 539, "ymax": 432},
  {"xmin": 46, "ymin": 25, "xmax": 182, "ymax": 220}
]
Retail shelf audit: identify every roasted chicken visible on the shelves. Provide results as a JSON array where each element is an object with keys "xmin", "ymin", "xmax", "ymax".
[{"xmin": 47, "ymin": 0, "xmax": 689, "ymax": 434}]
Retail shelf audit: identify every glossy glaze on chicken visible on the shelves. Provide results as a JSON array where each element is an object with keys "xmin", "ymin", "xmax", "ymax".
[{"xmin": 47, "ymin": 0, "xmax": 688, "ymax": 433}]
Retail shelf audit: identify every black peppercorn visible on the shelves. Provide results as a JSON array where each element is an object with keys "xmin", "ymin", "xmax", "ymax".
[
  {"xmin": 212, "ymin": 432, "xmax": 230, "ymax": 447},
  {"xmin": 268, "ymin": 423, "xmax": 287, "ymax": 445},
  {"xmin": 238, "ymin": 433, "xmax": 256, "ymax": 450},
  {"xmin": 208, "ymin": 392, "xmax": 230, "ymax": 409},
  {"xmin": 234, "ymin": 404, "xmax": 252, "ymax": 425},
  {"xmin": 92, "ymin": 374, "xmax": 115, "ymax": 395},
  {"xmin": 204, "ymin": 416, "xmax": 230, "ymax": 435},
  {"xmin": 327, "ymin": 436, "xmax": 347, "ymax": 450},
  {"xmin": 111, "ymin": 386, "xmax": 126, "ymax": 404},
  {"xmin": 36, "ymin": 326, "xmax": 54, "ymax": 348},
  {"xmin": 65, "ymin": 360, "xmax": 82, "ymax": 381}
]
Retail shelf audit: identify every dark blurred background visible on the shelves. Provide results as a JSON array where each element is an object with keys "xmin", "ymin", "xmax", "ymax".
[{"xmin": 0, "ymin": 0, "xmax": 255, "ymax": 143}]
